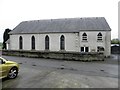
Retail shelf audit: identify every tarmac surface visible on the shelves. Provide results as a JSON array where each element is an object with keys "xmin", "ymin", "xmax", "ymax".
[{"xmin": 0, "ymin": 54, "xmax": 119, "ymax": 88}]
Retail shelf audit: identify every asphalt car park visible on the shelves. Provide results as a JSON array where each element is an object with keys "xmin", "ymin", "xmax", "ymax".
[{"xmin": 1, "ymin": 54, "xmax": 118, "ymax": 88}]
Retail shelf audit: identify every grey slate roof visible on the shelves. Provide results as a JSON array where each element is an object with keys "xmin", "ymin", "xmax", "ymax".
[{"xmin": 9, "ymin": 17, "xmax": 111, "ymax": 34}]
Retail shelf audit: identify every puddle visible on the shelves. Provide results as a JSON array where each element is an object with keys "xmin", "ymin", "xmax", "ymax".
[
  {"xmin": 18, "ymin": 62, "xmax": 23, "ymax": 64},
  {"xmin": 100, "ymin": 69, "xmax": 104, "ymax": 72},
  {"xmin": 57, "ymin": 65, "xmax": 78, "ymax": 71},
  {"xmin": 32, "ymin": 64, "xmax": 37, "ymax": 66}
]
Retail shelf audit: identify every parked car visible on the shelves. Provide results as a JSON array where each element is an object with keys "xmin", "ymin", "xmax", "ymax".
[{"xmin": 0, "ymin": 57, "xmax": 19, "ymax": 79}]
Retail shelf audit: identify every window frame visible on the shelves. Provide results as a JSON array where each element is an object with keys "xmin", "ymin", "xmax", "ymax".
[
  {"xmin": 19, "ymin": 36, "xmax": 23, "ymax": 50},
  {"xmin": 31, "ymin": 36, "xmax": 35, "ymax": 50},
  {"xmin": 60, "ymin": 35, "xmax": 65, "ymax": 50},
  {"xmin": 45, "ymin": 35, "xmax": 49, "ymax": 50},
  {"xmin": 97, "ymin": 32, "xmax": 102, "ymax": 41},
  {"xmin": 82, "ymin": 33, "xmax": 87, "ymax": 41}
]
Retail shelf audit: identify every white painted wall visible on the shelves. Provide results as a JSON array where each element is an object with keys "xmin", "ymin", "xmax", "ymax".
[
  {"xmin": 10, "ymin": 35, "xmax": 19, "ymax": 50},
  {"xmin": 105, "ymin": 31, "xmax": 111, "ymax": 56},
  {"xmin": 79, "ymin": 31, "xmax": 111, "ymax": 56},
  {"xmin": 9, "ymin": 31, "xmax": 111, "ymax": 56},
  {"xmin": 9, "ymin": 33, "xmax": 77, "ymax": 51}
]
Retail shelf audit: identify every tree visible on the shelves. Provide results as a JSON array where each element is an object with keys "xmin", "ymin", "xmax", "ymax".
[
  {"xmin": 2, "ymin": 28, "xmax": 11, "ymax": 49},
  {"xmin": 111, "ymin": 38, "xmax": 120, "ymax": 44}
]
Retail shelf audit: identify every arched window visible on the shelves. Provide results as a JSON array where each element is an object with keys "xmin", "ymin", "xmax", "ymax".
[
  {"xmin": 45, "ymin": 35, "xmax": 49, "ymax": 50},
  {"xmin": 31, "ymin": 36, "xmax": 35, "ymax": 50},
  {"xmin": 19, "ymin": 36, "xmax": 23, "ymax": 49},
  {"xmin": 60, "ymin": 35, "xmax": 65, "ymax": 50},
  {"xmin": 82, "ymin": 33, "xmax": 87, "ymax": 41},
  {"xmin": 97, "ymin": 32, "xmax": 102, "ymax": 41}
]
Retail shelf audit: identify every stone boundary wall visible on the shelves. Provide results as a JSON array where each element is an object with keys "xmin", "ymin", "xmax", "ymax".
[{"xmin": 2, "ymin": 50, "xmax": 104, "ymax": 61}]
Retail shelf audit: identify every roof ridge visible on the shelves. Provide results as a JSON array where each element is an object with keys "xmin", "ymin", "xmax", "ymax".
[{"xmin": 22, "ymin": 17, "xmax": 105, "ymax": 22}]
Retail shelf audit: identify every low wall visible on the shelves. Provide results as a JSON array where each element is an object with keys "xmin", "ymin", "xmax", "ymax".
[{"xmin": 2, "ymin": 50, "xmax": 105, "ymax": 61}]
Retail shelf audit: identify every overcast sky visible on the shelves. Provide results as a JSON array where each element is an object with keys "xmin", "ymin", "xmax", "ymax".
[{"xmin": 0, "ymin": 0, "xmax": 118, "ymax": 42}]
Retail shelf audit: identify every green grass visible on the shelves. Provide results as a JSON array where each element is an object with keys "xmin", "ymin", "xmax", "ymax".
[{"xmin": 0, "ymin": 42, "xmax": 3, "ymax": 49}]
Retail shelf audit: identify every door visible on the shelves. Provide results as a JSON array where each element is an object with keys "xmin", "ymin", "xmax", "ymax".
[
  {"xmin": 85, "ymin": 47, "xmax": 89, "ymax": 52},
  {"xmin": 81, "ymin": 47, "xmax": 89, "ymax": 52}
]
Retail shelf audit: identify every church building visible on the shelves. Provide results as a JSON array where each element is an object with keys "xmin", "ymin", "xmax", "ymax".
[{"xmin": 7, "ymin": 17, "xmax": 111, "ymax": 57}]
